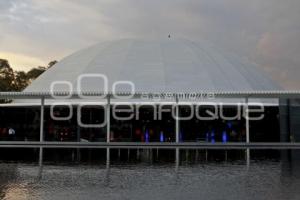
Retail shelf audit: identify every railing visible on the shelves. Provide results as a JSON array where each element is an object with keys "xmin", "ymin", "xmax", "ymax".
[{"xmin": 1, "ymin": 141, "xmax": 300, "ymax": 149}]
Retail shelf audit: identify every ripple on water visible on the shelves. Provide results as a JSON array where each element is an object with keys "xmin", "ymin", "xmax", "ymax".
[{"xmin": 0, "ymin": 161, "xmax": 299, "ymax": 200}]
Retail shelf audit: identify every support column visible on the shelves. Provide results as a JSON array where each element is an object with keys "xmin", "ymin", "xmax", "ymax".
[
  {"xmin": 40, "ymin": 97, "xmax": 45, "ymax": 142},
  {"xmin": 175, "ymin": 147, "xmax": 179, "ymax": 171},
  {"xmin": 279, "ymin": 98, "xmax": 291, "ymax": 162},
  {"xmin": 175, "ymin": 96, "xmax": 180, "ymax": 143},
  {"xmin": 105, "ymin": 148, "xmax": 110, "ymax": 186},
  {"xmin": 76, "ymin": 124, "xmax": 81, "ymax": 162},
  {"xmin": 106, "ymin": 95, "xmax": 111, "ymax": 143},
  {"xmin": 245, "ymin": 97, "xmax": 250, "ymax": 166},
  {"xmin": 245, "ymin": 97, "xmax": 250, "ymax": 144},
  {"xmin": 106, "ymin": 147, "xmax": 110, "ymax": 169},
  {"xmin": 77, "ymin": 124, "xmax": 81, "ymax": 142},
  {"xmin": 39, "ymin": 97, "xmax": 44, "ymax": 168},
  {"xmin": 287, "ymin": 99, "xmax": 291, "ymax": 142},
  {"xmin": 39, "ymin": 147, "xmax": 43, "ymax": 166}
]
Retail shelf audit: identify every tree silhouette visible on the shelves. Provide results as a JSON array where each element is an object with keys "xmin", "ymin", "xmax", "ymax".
[
  {"xmin": 0, "ymin": 59, "xmax": 58, "ymax": 93},
  {"xmin": 0, "ymin": 59, "xmax": 15, "ymax": 91}
]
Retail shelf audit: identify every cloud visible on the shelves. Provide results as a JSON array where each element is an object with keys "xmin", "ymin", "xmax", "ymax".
[{"xmin": 0, "ymin": 0, "xmax": 299, "ymax": 89}]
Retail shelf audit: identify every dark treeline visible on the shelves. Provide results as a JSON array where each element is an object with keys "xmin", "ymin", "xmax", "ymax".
[{"xmin": 0, "ymin": 59, "xmax": 57, "ymax": 91}]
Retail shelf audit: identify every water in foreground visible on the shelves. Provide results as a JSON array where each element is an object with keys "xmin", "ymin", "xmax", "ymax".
[{"xmin": 0, "ymin": 150, "xmax": 300, "ymax": 200}]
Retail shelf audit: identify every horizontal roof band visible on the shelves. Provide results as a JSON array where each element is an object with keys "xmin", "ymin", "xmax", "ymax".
[{"xmin": 1, "ymin": 91, "xmax": 300, "ymax": 99}]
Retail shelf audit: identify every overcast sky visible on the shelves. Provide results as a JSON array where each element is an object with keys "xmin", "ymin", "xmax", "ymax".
[{"xmin": 0, "ymin": 0, "xmax": 299, "ymax": 89}]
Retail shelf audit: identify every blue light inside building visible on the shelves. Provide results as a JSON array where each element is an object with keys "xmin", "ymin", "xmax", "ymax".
[
  {"xmin": 227, "ymin": 122, "xmax": 232, "ymax": 129},
  {"xmin": 222, "ymin": 131, "xmax": 228, "ymax": 143},
  {"xmin": 145, "ymin": 130, "xmax": 149, "ymax": 143},
  {"xmin": 160, "ymin": 131, "xmax": 164, "ymax": 142},
  {"xmin": 206, "ymin": 132, "xmax": 209, "ymax": 142},
  {"xmin": 179, "ymin": 132, "xmax": 183, "ymax": 142},
  {"xmin": 211, "ymin": 131, "xmax": 215, "ymax": 144}
]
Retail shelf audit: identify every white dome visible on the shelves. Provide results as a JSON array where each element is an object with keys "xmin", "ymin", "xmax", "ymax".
[{"xmin": 24, "ymin": 38, "xmax": 279, "ymax": 94}]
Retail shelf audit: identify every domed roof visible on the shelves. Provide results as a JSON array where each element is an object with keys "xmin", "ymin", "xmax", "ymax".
[{"xmin": 24, "ymin": 38, "xmax": 279, "ymax": 94}]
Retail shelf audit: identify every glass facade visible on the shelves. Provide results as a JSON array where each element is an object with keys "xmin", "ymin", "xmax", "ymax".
[{"xmin": 0, "ymin": 104, "xmax": 280, "ymax": 143}]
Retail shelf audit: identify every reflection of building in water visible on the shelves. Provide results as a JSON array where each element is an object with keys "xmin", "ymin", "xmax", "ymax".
[{"xmin": 0, "ymin": 39, "xmax": 297, "ymax": 157}]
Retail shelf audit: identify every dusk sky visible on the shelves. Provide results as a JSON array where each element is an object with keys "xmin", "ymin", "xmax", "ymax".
[{"xmin": 0, "ymin": 0, "xmax": 300, "ymax": 89}]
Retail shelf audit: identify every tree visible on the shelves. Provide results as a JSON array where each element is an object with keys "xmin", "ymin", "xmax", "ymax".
[
  {"xmin": 0, "ymin": 59, "xmax": 58, "ymax": 93},
  {"xmin": 47, "ymin": 60, "xmax": 58, "ymax": 68},
  {"xmin": 0, "ymin": 59, "xmax": 10, "ymax": 69},
  {"xmin": 0, "ymin": 59, "xmax": 15, "ymax": 91},
  {"xmin": 26, "ymin": 66, "xmax": 47, "ymax": 82},
  {"xmin": 14, "ymin": 71, "xmax": 29, "ymax": 91}
]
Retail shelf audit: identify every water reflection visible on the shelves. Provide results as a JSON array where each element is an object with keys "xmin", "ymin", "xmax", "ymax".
[{"xmin": 0, "ymin": 149, "xmax": 300, "ymax": 200}]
